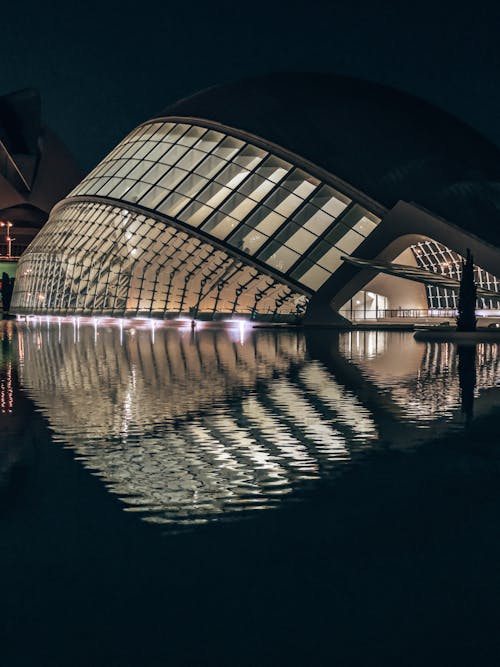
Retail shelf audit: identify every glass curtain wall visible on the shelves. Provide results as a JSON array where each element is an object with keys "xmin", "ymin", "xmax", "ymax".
[
  {"xmin": 71, "ymin": 121, "xmax": 380, "ymax": 292},
  {"xmin": 12, "ymin": 202, "xmax": 307, "ymax": 318},
  {"xmin": 13, "ymin": 119, "xmax": 382, "ymax": 317},
  {"xmin": 412, "ymin": 240, "xmax": 500, "ymax": 310}
]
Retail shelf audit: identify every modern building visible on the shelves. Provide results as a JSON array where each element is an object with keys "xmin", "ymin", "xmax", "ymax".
[
  {"xmin": 10, "ymin": 74, "xmax": 500, "ymax": 322},
  {"xmin": 0, "ymin": 88, "xmax": 82, "ymax": 259}
]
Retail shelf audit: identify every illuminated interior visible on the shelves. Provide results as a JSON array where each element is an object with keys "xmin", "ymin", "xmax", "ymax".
[
  {"xmin": 412, "ymin": 240, "xmax": 500, "ymax": 311},
  {"xmin": 11, "ymin": 120, "xmax": 381, "ymax": 318}
]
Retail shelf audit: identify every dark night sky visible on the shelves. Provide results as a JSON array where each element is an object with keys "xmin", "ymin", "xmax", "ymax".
[{"xmin": 2, "ymin": 0, "xmax": 500, "ymax": 171}]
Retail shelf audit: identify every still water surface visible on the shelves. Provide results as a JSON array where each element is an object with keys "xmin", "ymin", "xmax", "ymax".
[{"xmin": 2, "ymin": 319, "xmax": 500, "ymax": 529}]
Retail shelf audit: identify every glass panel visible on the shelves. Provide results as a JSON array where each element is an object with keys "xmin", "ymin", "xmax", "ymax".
[
  {"xmin": 256, "ymin": 156, "xmax": 291, "ymax": 183},
  {"xmin": 275, "ymin": 221, "xmax": 300, "ymax": 245},
  {"xmin": 114, "ymin": 159, "xmax": 141, "ymax": 178},
  {"xmin": 334, "ymin": 228, "xmax": 364, "ymax": 254},
  {"xmin": 127, "ymin": 160, "xmax": 157, "ymax": 180},
  {"xmin": 177, "ymin": 125, "xmax": 206, "ymax": 146},
  {"xmin": 157, "ymin": 192, "xmax": 191, "ymax": 218},
  {"xmin": 175, "ymin": 149, "xmax": 207, "ymax": 171},
  {"xmin": 264, "ymin": 189, "xmax": 302, "ymax": 217},
  {"xmin": 139, "ymin": 123, "xmax": 163, "ymax": 140},
  {"xmin": 149, "ymin": 122, "xmax": 175, "ymax": 141},
  {"xmin": 95, "ymin": 177, "xmax": 121, "ymax": 196},
  {"xmin": 298, "ymin": 264, "xmax": 331, "ymax": 290},
  {"xmin": 142, "ymin": 163, "xmax": 170, "ymax": 185},
  {"xmin": 149, "ymin": 123, "xmax": 175, "ymax": 141},
  {"xmin": 196, "ymin": 182, "xmax": 232, "ymax": 208},
  {"xmin": 80, "ymin": 179, "xmax": 106, "ymax": 196},
  {"xmin": 133, "ymin": 141, "xmax": 160, "ymax": 160},
  {"xmin": 353, "ymin": 216, "xmax": 378, "ymax": 237},
  {"xmin": 316, "ymin": 246, "xmax": 343, "ymax": 272},
  {"xmin": 246, "ymin": 208, "xmax": 286, "ymax": 236},
  {"xmin": 324, "ymin": 223, "xmax": 349, "ymax": 246},
  {"xmin": 214, "ymin": 163, "xmax": 250, "ymax": 189},
  {"xmin": 238, "ymin": 174, "xmax": 276, "ymax": 202},
  {"xmin": 194, "ymin": 155, "xmax": 226, "ymax": 179},
  {"xmin": 138, "ymin": 186, "xmax": 170, "ymax": 209},
  {"xmin": 164, "ymin": 123, "xmax": 190, "ymax": 141},
  {"xmin": 107, "ymin": 179, "xmax": 136, "ymax": 199},
  {"xmin": 101, "ymin": 159, "xmax": 125, "ymax": 178},
  {"xmin": 258, "ymin": 241, "xmax": 300, "ymax": 273},
  {"xmin": 281, "ymin": 169, "xmax": 319, "ymax": 197},
  {"xmin": 311, "ymin": 185, "xmax": 350, "ymax": 217},
  {"xmin": 194, "ymin": 130, "xmax": 224, "ymax": 153},
  {"xmin": 308, "ymin": 241, "xmax": 331, "ymax": 265},
  {"xmin": 233, "ymin": 144, "xmax": 267, "ymax": 169},
  {"xmin": 294, "ymin": 204, "xmax": 335, "ymax": 236},
  {"xmin": 228, "ymin": 224, "xmax": 268, "ymax": 255},
  {"xmin": 144, "ymin": 143, "xmax": 173, "ymax": 163},
  {"xmin": 176, "ymin": 173, "xmax": 209, "ymax": 199},
  {"xmin": 283, "ymin": 227, "xmax": 316, "ymax": 253},
  {"xmin": 201, "ymin": 212, "xmax": 239, "ymax": 239},
  {"xmin": 122, "ymin": 181, "xmax": 153, "ymax": 204},
  {"xmin": 120, "ymin": 143, "xmax": 143, "ymax": 160},
  {"xmin": 211, "ymin": 136, "xmax": 244, "ymax": 160},
  {"xmin": 158, "ymin": 144, "xmax": 190, "ymax": 165},
  {"xmin": 178, "ymin": 201, "xmax": 214, "ymax": 227},
  {"xmin": 156, "ymin": 167, "xmax": 188, "ymax": 190},
  {"xmin": 339, "ymin": 204, "xmax": 380, "ymax": 229},
  {"xmin": 219, "ymin": 192, "xmax": 258, "ymax": 221}
]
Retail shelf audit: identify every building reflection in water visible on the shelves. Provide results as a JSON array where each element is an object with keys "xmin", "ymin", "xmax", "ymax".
[
  {"xmin": 0, "ymin": 321, "xmax": 37, "ymax": 493},
  {"xmin": 16, "ymin": 321, "xmax": 378, "ymax": 526},
  {"xmin": 338, "ymin": 331, "xmax": 500, "ymax": 430},
  {"xmin": 12, "ymin": 322, "xmax": 500, "ymax": 528},
  {"xmin": 1, "ymin": 322, "xmax": 14, "ymax": 415}
]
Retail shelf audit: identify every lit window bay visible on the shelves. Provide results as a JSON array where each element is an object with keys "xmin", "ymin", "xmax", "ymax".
[{"xmin": 12, "ymin": 120, "xmax": 381, "ymax": 319}]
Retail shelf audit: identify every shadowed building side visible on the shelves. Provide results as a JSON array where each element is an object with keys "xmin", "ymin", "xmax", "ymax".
[{"xmin": 0, "ymin": 88, "xmax": 82, "ymax": 258}]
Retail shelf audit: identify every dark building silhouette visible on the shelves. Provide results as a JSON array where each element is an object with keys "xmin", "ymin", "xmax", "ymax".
[{"xmin": 0, "ymin": 88, "xmax": 82, "ymax": 257}]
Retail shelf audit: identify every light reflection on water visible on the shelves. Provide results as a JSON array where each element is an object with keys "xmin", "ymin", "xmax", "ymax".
[{"xmin": 3, "ymin": 322, "xmax": 500, "ymax": 527}]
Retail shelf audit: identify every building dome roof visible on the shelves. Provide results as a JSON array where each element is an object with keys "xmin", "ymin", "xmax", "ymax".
[{"xmin": 161, "ymin": 72, "xmax": 500, "ymax": 246}]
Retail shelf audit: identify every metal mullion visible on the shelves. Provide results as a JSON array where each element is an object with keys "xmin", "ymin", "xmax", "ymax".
[
  {"xmin": 177, "ymin": 244, "xmax": 211, "ymax": 314},
  {"xmin": 147, "ymin": 116, "xmax": 387, "ymax": 217},
  {"xmin": 121, "ymin": 131, "xmax": 210, "ymax": 214},
  {"xmin": 283, "ymin": 200, "xmax": 358, "ymax": 279},
  {"xmin": 45, "ymin": 254, "xmax": 62, "ymax": 310},
  {"xmin": 94, "ymin": 221, "xmax": 128, "ymax": 313},
  {"xmin": 62, "ymin": 194, "xmax": 311, "ymax": 298},
  {"xmin": 163, "ymin": 139, "xmax": 253, "ymax": 222},
  {"xmin": 215, "ymin": 164, "xmax": 294, "ymax": 251},
  {"xmin": 149, "ymin": 229, "xmax": 176, "ymax": 310},
  {"xmin": 252, "ymin": 183, "xmax": 333, "ymax": 274},
  {"xmin": 201, "ymin": 257, "xmax": 241, "ymax": 306},
  {"xmin": 193, "ymin": 251, "xmax": 229, "ymax": 312}
]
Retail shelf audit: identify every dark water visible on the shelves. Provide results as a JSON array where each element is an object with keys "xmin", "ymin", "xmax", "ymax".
[{"xmin": 1, "ymin": 319, "xmax": 500, "ymax": 666}]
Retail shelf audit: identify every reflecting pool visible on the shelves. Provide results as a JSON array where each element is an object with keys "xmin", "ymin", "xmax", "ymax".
[
  {"xmin": 3, "ymin": 319, "xmax": 500, "ymax": 667},
  {"xmin": 2, "ymin": 320, "xmax": 500, "ymax": 528}
]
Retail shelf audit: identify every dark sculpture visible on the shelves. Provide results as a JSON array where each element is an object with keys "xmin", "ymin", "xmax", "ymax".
[
  {"xmin": 1, "ymin": 272, "xmax": 14, "ymax": 313},
  {"xmin": 456, "ymin": 248, "xmax": 477, "ymax": 332}
]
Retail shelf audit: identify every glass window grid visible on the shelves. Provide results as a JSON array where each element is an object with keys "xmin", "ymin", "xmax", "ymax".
[
  {"xmin": 67, "ymin": 121, "xmax": 383, "ymax": 292},
  {"xmin": 14, "ymin": 201, "xmax": 309, "ymax": 318},
  {"xmin": 412, "ymin": 240, "xmax": 500, "ymax": 310}
]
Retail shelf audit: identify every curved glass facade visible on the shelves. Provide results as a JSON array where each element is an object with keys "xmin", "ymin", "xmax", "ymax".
[
  {"xmin": 12, "ymin": 201, "xmax": 307, "ymax": 318},
  {"xmin": 412, "ymin": 240, "xmax": 500, "ymax": 310},
  {"xmin": 12, "ymin": 119, "xmax": 381, "ymax": 318}
]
